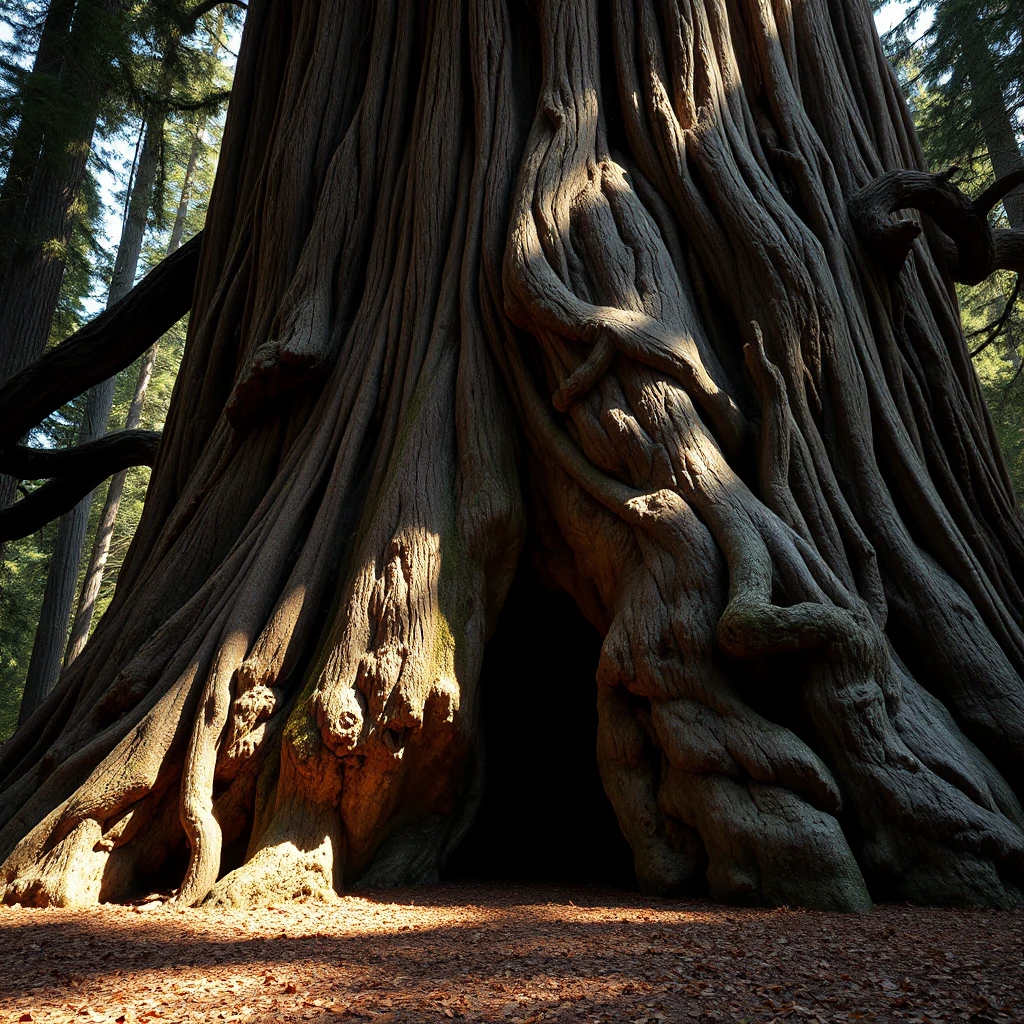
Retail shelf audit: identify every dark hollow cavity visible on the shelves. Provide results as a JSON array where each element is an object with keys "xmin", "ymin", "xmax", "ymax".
[{"xmin": 445, "ymin": 562, "xmax": 636, "ymax": 887}]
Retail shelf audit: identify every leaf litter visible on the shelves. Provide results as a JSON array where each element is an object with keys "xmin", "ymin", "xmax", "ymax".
[{"xmin": 0, "ymin": 883, "xmax": 1020, "ymax": 1023}]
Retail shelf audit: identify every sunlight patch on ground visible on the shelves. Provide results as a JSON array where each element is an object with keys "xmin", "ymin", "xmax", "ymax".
[{"xmin": 1, "ymin": 883, "xmax": 1020, "ymax": 1023}]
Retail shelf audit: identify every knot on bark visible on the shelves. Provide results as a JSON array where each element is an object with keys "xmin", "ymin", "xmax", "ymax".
[{"xmin": 220, "ymin": 677, "xmax": 283, "ymax": 772}]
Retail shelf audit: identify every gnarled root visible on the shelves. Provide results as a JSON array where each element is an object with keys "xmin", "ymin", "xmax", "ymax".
[
  {"xmin": 2, "ymin": 818, "xmax": 110, "ymax": 908},
  {"xmin": 207, "ymin": 744, "xmax": 343, "ymax": 908}
]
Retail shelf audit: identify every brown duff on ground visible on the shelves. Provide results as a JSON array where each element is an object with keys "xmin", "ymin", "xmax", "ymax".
[{"xmin": 1, "ymin": 884, "xmax": 1021, "ymax": 1024}]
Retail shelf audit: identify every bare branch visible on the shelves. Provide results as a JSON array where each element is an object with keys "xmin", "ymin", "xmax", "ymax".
[
  {"xmin": 974, "ymin": 169, "xmax": 1024, "ymax": 218},
  {"xmin": 0, "ymin": 430, "xmax": 161, "ymax": 480},
  {"xmin": 0, "ymin": 430, "xmax": 161, "ymax": 541},
  {"xmin": 0, "ymin": 231, "xmax": 201, "ymax": 453},
  {"xmin": 851, "ymin": 168, "xmax": 1024, "ymax": 286},
  {"xmin": 188, "ymin": 0, "xmax": 247, "ymax": 25},
  {"xmin": 849, "ymin": 169, "xmax": 993, "ymax": 284},
  {"xmin": 970, "ymin": 277, "xmax": 1022, "ymax": 360}
]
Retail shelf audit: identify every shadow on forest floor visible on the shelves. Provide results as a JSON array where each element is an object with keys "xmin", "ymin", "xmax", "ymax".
[{"xmin": 0, "ymin": 882, "xmax": 1020, "ymax": 1023}]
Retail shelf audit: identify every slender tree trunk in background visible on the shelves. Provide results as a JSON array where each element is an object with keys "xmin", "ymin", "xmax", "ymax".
[
  {"xmin": 3, "ymin": 0, "xmax": 1024, "ymax": 912},
  {"xmin": 18, "ymin": 119, "xmax": 160, "ymax": 722},
  {"xmin": 65, "ymin": 134, "xmax": 199, "ymax": 665},
  {"xmin": 61, "ymin": 356, "xmax": 158, "ymax": 668},
  {"xmin": 167, "ymin": 132, "xmax": 203, "ymax": 254},
  {"xmin": 17, "ymin": 469, "xmax": 90, "ymax": 725},
  {"xmin": 0, "ymin": 0, "xmax": 78, "ymax": 242},
  {"xmin": 962, "ymin": 15, "xmax": 1024, "ymax": 229},
  {"xmin": 0, "ymin": 0, "xmax": 104, "ymax": 523},
  {"xmin": 105, "ymin": 120, "xmax": 160, "ymax": 306},
  {"xmin": 0, "ymin": 0, "xmax": 117, "ymax": 388}
]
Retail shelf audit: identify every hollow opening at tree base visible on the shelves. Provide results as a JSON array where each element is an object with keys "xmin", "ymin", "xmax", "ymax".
[{"xmin": 444, "ymin": 561, "xmax": 636, "ymax": 889}]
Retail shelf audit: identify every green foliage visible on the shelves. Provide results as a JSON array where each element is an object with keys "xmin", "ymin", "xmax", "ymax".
[
  {"xmin": 0, "ymin": 530, "xmax": 50, "ymax": 737},
  {"xmin": 877, "ymin": 1, "xmax": 1024, "ymax": 166},
  {"xmin": 0, "ymin": 0, "xmax": 138, "ymax": 267},
  {"xmin": 144, "ymin": 110, "xmax": 224, "ymax": 264},
  {"xmin": 0, "ymin": 1, "xmax": 49, "ymax": 172},
  {"xmin": 51, "ymin": 166, "xmax": 111, "ymax": 341},
  {"xmin": 115, "ymin": 2, "xmax": 238, "ymax": 234},
  {"xmin": 961, "ymin": 273, "xmax": 1024, "ymax": 492}
]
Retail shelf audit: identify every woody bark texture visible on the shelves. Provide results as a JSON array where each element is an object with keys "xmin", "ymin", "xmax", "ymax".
[{"xmin": 2, "ymin": 0, "xmax": 1024, "ymax": 911}]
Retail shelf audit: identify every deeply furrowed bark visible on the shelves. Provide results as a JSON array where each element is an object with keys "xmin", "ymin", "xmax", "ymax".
[{"xmin": 2, "ymin": 0, "xmax": 1024, "ymax": 911}]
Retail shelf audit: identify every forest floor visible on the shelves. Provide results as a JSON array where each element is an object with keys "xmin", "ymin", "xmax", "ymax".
[{"xmin": 0, "ymin": 883, "xmax": 1020, "ymax": 1024}]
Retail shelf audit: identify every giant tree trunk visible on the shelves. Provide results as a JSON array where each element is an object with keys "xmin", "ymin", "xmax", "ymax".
[{"xmin": 3, "ymin": 0, "xmax": 1024, "ymax": 911}]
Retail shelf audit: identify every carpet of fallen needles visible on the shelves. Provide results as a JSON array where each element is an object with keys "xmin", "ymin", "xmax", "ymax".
[{"xmin": 0, "ymin": 883, "xmax": 1020, "ymax": 1024}]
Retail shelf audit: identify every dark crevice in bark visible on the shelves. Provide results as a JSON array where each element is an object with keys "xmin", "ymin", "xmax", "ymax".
[{"xmin": 444, "ymin": 560, "xmax": 635, "ymax": 887}]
